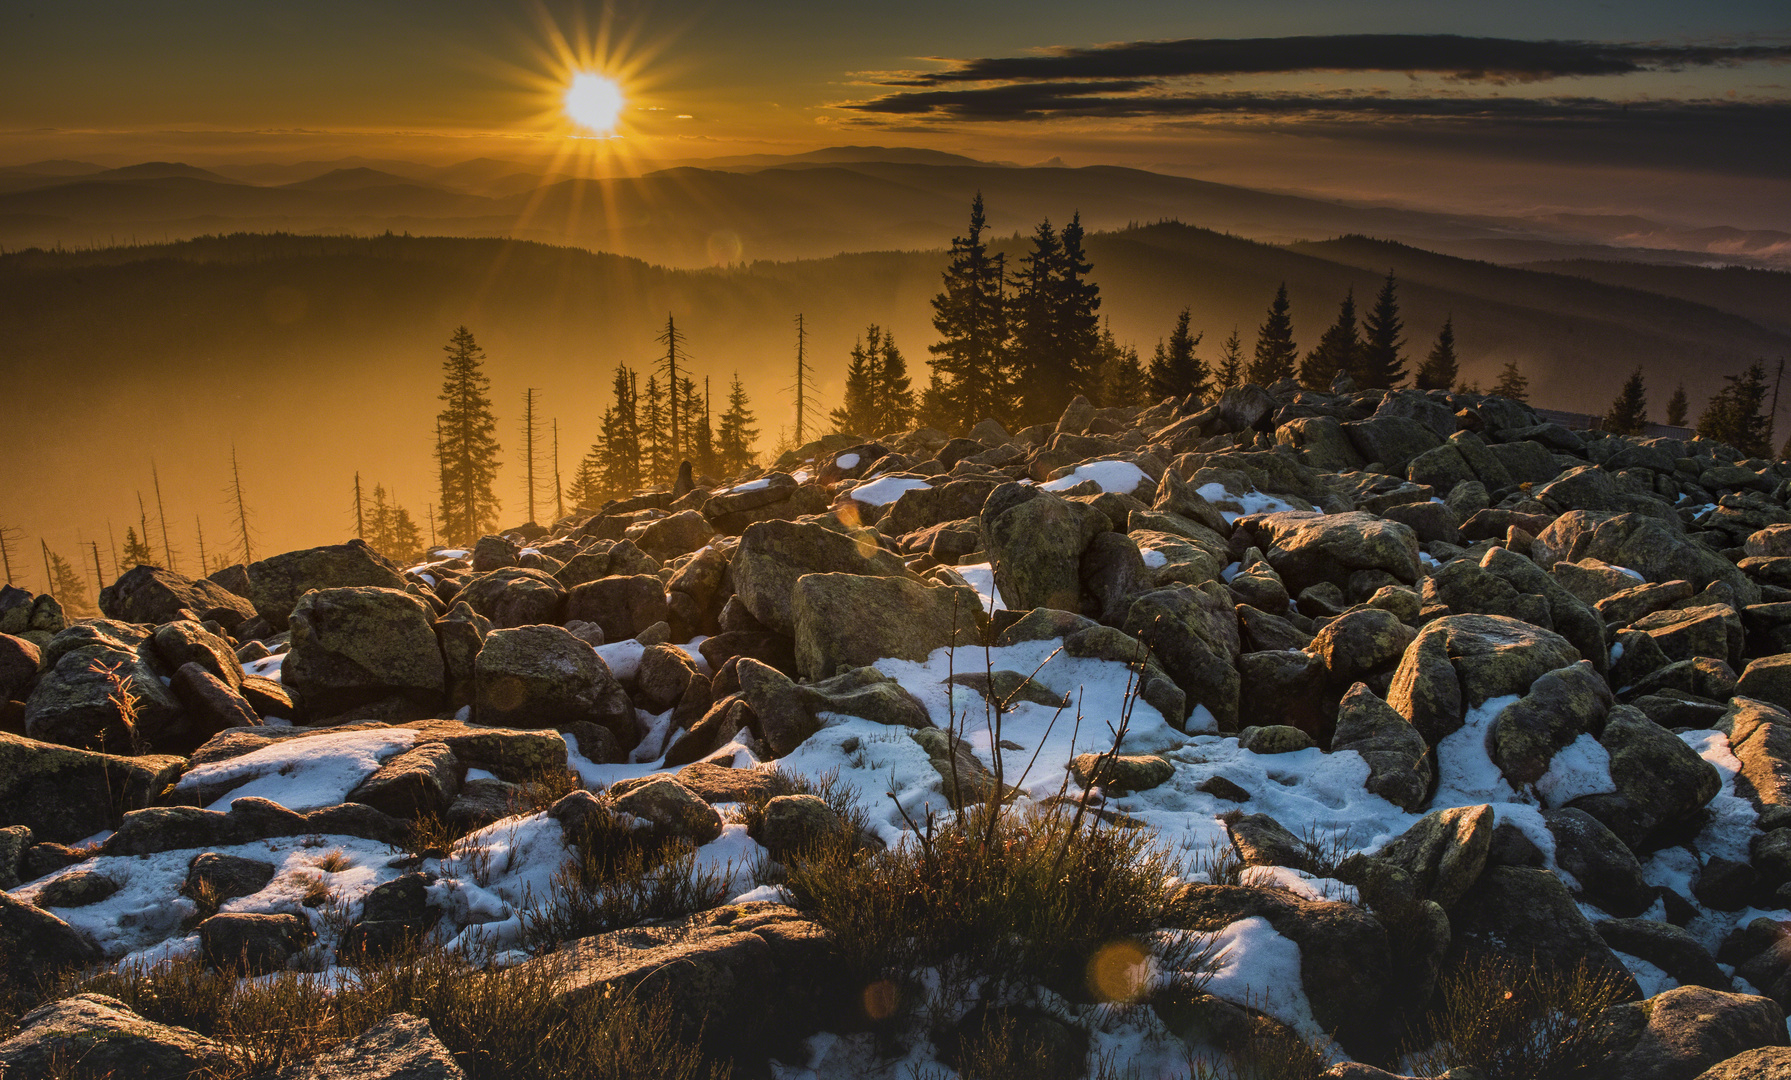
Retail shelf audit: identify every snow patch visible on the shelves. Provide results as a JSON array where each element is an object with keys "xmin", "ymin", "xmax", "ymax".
[
  {"xmin": 848, "ymin": 476, "xmax": 931, "ymax": 506},
  {"xmin": 173, "ymin": 728, "xmax": 420, "ymax": 811},
  {"xmin": 1041, "ymin": 459, "xmax": 1149, "ymax": 495}
]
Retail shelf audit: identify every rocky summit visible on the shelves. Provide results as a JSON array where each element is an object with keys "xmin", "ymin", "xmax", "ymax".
[{"xmin": 10, "ymin": 382, "xmax": 1791, "ymax": 1077}]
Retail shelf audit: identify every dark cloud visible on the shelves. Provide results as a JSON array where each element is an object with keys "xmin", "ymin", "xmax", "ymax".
[
  {"xmin": 898, "ymin": 35, "xmax": 1791, "ymax": 86},
  {"xmin": 849, "ymin": 83, "xmax": 1791, "ymax": 124}
]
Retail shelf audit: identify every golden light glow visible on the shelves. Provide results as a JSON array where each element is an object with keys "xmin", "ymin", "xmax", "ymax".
[
  {"xmin": 564, "ymin": 72, "xmax": 625, "ymax": 133},
  {"xmin": 1085, "ymin": 940, "xmax": 1152, "ymax": 1004}
]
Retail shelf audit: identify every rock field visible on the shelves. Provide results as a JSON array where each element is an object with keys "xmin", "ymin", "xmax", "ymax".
[{"xmin": 11, "ymin": 382, "xmax": 1791, "ymax": 1077}]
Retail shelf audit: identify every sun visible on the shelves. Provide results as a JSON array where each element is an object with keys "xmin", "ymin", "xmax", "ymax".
[{"xmin": 564, "ymin": 72, "xmax": 625, "ymax": 133}]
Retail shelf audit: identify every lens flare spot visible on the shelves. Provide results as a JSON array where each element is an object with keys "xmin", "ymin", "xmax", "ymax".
[
  {"xmin": 863, "ymin": 979, "xmax": 899, "ymax": 1020},
  {"xmin": 706, "ymin": 230, "xmax": 743, "ymax": 266},
  {"xmin": 564, "ymin": 72, "xmax": 625, "ymax": 132},
  {"xmin": 1086, "ymin": 939, "xmax": 1152, "ymax": 1004}
]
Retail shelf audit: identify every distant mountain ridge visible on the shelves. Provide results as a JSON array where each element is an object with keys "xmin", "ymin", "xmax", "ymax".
[{"xmin": 1, "ymin": 149, "xmax": 1782, "ymax": 270}]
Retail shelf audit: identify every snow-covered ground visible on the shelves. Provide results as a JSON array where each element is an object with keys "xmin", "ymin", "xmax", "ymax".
[{"xmin": 9, "ymin": 631, "xmax": 1779, "ymax": 1079}]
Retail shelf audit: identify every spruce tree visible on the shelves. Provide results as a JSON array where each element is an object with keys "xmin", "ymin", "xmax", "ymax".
[
  {"xmin": 435, "ymin": 326, "xmax": 502, "ymax": 545},
  {"xmin": 641, "ymin": 375, "xmax": 671, "ymax": 486},
  {"xmin": 44, "ymin": 546, "xmax": 94, "ymax": 617},
  {"xmin": 121, "ymin": 527, "xmax": 155, "ymax": 568},
  {"xmin": 1147, "ymin": 308, "xmax": 1207, "ymax": 401},
  {"xmin": 1009, "ymin": 218, "xmax": 1064, "ymax": 426},
  {"xmin": 690, "ymin": 377, "xmax": 716, "ymax": 478},
  {"xmin": 832, "ymin": 333, "xmax": 877, "ymax": 437},
  {"xmin": 716, "ymin": 372, "xmax": 759, "ymax": 475},
  {"xmin": 1214, "ymin": 328, "xmax": 1244, "ymax": 392},
  {"xmin": 928, "ymin": 192, "xmax": 1010, "ymax": 432},
  {"xmin": 1248, "ymin": 283, "xmax": 1298, "ymax": 386},
  {"xmin": 655, "ymin": 315, "xmax": 686, "ymax": 453},
  {"xmin": 1665, "ymin": 383, "xmax": 1689, "ymax": 427},
  {"xmin": 1698, "ymin": 361, "xmax": 1773, "ymax": 458},
  {"xmin": 1096, "ymin": 327, "xmax": 1148, "ymax": 409},
  {"xmin": 1056, "ymin": 212, "xmax": 1102, "ymax": 398},
  {"xmin": 1301, "ymin": 288, "xmax": 1360, "ymax": 390},
  {"xmin": 389, "ymin": 504, "xmax": 424, "ymax": 563},
  {"xmin": 1356, "ymin": 271, "xmax": 1407, "ymax": 388},
  {"xmin": 1603, "ymin": 367, "xmax": 1650, "ymax": 435},
  {"xmin": 1415, "ymin": 317, "xmax": 1459, "ymax": 391},
  {"xmin": 1491, "ymin": 361, "xmax": 1530, "ymax": 403},
  {"xmin": 566, "ymin": 451, "xmax": 603, "ymax": 510},
  {"xmin": 597, "ymin": 366, "xmax": 642, "ymax": 499},
  {"xmin": 871, "ymin": 327, "xmax": 917, "ymax": 434}
]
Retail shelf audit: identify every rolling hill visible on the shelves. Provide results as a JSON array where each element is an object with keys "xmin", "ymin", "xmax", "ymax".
[{"xmin": 4, "ymin": 224, "xmax": 1789, "ymax": 563}]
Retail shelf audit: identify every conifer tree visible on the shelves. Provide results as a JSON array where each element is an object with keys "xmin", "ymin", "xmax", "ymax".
[
  {"xmin": 1214, "ymin": 328, "xmax": 1244, "ymax": 393},
  {"xmin": 833, "ymin": 325, "xmax": 916, "ymax": 437},
  {"xmin": 641, "ymin": 375, "xmax": 671, "ymax": 486},
  {"xmin": 690, "ymin": 378, "xmax": 716, "ymax": 477},
  {"xmin": 566, "ymin": 452, "xmax": 603, "ymax": 511},
  {"xmin": 1147, "ymin": 308, "xmax": 1208, "ymax": 401},
  {"xmin": 870, "ymin": 328, "xmax": 917, "ymax": 433},
  {"xmin": 1491, "ymin": 361, "xmax": 1530, "ymax": 403},
  {"xmin": 1415, "ymin": 317, "xmax": 1459, "ymax": 391},
  {"xmin": 1248, "ymin": 283, "xmax": 1298, "ymax": 386},
  {"xmin": 832, "ymin": 333, "xmax": 877, "ymax": 438},
  {"xmin": 435, "ymin": 326, "xmax": 502, "ymax": 545},
  {"xmin": 1009, "ymin": 218, "xmax": 1064, "ymax": 426},
  {"xmin": 655, "ymin": 315, "xmax": 686, "ymax": 453},
  {"xmin": 1698, "ymin": 361, "xmax": 1773, "ymax": 457},
  {"xmin": 716, "ymin": 372, "xmax": 759, "ymax": 475},
  {"xmin": 366, "ymin": 484, "xmax": 395, "ymax": 553},
  {"xmin": 928, "ymin": 192, "xmax": 1010, "ymax": 432},
  {"xmin": 596, "ymin": 365, "xmax": 642, "ymax": 499},
  {"xmin": 1665, "ymin": 383, "xmax": 1689, "ymax": 427},
  {"xmin": 121, "ymin": 526, "xmax": 155, "ymax": 569},
  {"xmin": 1603, "ymin": 367, "xmax": 1650, "ymax": 435},
  {"xmin": 1096, "ymin": 327, "xmax": 1149, "ymax": 409},
  {"xmin": 43, "ymin": 545, "xmax": 94, "ymax": 617},
  {"xmin": 1056, "ymin": 212, "xmax": 1102, "ymax": 396},
  {"xmin": 1356, "ymin": 271, "xmax": 1407, "ymax": 388},
  {"xmin": 1301, "ymin": 288, "xmax": 1360, "ymax": 389}
]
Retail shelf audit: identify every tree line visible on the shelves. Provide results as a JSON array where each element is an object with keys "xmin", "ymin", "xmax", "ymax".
[{"xmin": 904, "ymin": 194, "xmax": 1466, "ymax": 434}]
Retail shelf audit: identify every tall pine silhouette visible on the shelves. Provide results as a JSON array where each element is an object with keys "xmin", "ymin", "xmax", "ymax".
[
  {"xmin": 1301, "ymin": 288, "xmax": 1360, "ymax": 389},
  {"xmin": 1147, "ymin": 308, "xmax": 1208, "ymax": 401},
  {"xmin": 1248, "ymin": 283, "xmax": 1298, "ymax": 386},
  {"xmin": 1356, "ymin": 271, "xmax": 1406, "ymax": 388},
  {"xmin": 716, "ymin": 373, "xmax": 759, "ymax": 475},
  {"xmin": 1603, "ymin": 367, "xmax": 1650, "ymax": 435},
  {"xmin": 928, "ymin": 193, "xmax": 1010, "ymax": 432},
  {"xmin": 1415, "ymin": 317, "xmax": 1459, "ymax": 391},
  {"xmin": 1009, "ymin": 212, "xmax": 1101, "ymax": 425},
  {"xmin": 435, "ymin": 326, "xmax": 502, "ymax": 545}
]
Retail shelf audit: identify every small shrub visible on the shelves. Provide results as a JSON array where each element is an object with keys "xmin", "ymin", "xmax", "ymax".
[
  {"xmin": 521, "ymin": 841, "xmax": 730, "ymax": 951},
  {"xmin": 1401, "ymin": 953, "xmax": 1628, "ymax": 1080},
  {"xmin": 782, "ymin": 799, "xmax": 1201, "ymax": 1003},
  {"xmin": 76, "ymin": 944, "xmax": 732, "ymax": 1080},
  {"xmin": 517, "ymin": 793, "xmax": 732, "ymax": 952}
]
